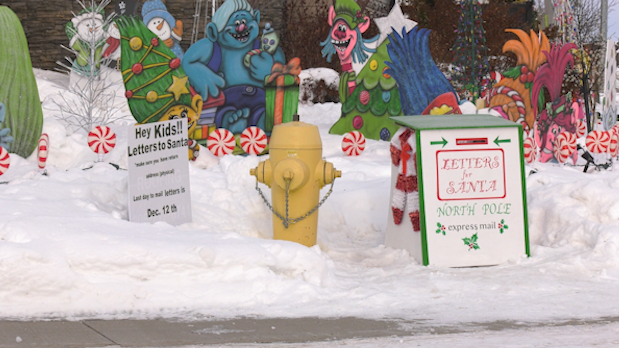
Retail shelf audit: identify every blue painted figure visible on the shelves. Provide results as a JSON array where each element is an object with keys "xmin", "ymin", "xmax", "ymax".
[{"xmin": 183, "ymin": 0, "xmax": 285, "ymax": 134}]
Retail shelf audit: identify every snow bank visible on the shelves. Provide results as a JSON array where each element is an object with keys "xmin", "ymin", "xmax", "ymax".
[{"xmin": 0, "ymin": 70, "xmax": 617, "ymax": 325}]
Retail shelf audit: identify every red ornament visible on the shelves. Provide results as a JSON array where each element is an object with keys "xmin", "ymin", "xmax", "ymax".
[
  {"xmin": 131, "ymin": 63, "xmax": 143, "ymax": 75},
  {"xmin": 151, "ymin": 37, "xmax": 159, "ymax": 46},
  {"xmin": 169, "ymin": 58, "xmax": 181, "ymax": 69},
  {"xmin": 125, "ymin": 90, "xmax": 134, "ymax": 98}
]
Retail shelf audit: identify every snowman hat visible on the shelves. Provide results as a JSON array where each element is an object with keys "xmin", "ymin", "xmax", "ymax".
[{"xmin": 141, "ymin": 0, "xmax": 176, "ymax": 27}]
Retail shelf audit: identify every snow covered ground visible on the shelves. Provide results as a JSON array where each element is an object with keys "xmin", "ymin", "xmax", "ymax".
[{"xmin": 1, "ymin": 68, "xmax": 618, "ymax": 340}]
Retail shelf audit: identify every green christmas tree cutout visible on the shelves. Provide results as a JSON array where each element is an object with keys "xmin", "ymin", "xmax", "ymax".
[
  {"xmin": 435, "ymin": 222, "xmax": 446, "ymax": 235},
  {"xmin": 462, "ymin": 233, "xmax": 479, "ymax": 251},
  {"xmin": 499, "ymin": 219, "xmax": 509, "ymax": 234}
]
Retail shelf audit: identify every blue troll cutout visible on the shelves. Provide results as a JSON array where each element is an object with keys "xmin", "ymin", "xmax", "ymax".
[
  {"xmin": 385, "ymin": 27, "xmax": 456, "ymax": 115},
  {"xmin": 183, "ymin": 0, "xmax": 285, "ymax": 134}
]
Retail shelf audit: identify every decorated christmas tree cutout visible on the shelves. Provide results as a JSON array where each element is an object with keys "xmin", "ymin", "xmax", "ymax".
[
  {"xmin": 117, "ymin": 16, "xmax": 201, "ymax": 161},
  {"xmin": 325, "ymin": 1, "xmax": 460, "ymax": 142}
]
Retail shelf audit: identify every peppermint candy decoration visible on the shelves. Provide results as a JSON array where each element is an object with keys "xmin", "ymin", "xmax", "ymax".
[
  {"xmin": 207, "ymin": 128, "xmax": 236, "ymax": 157},
  {"xmin": 0, "ymin": 146, "xmax": 9, "ymax": 176},
  {"xmin": 576, "ymin": 119, "xmax": 587, "ymax": 138},
  {"xmin": 342, "ymin": 131, "xmax": 366, "ymax": 156},
  {"xmin": 523, "ymin": 136, "xmax": 537, "ymax": 164},
  {"xmin": 610, "ymin": 132, "xmax": 619, "ymax": 157},
  {"xmin": 88, "ymin": 126, "xmax": 116, "ymax": 155},
  {"xmin": 553, "ymin": 134, "xmax": 573, "ymax": 164},
  {"xmin": 38, "ymin": 133, "xmax": 49, "ymax": 169},
  {"xmin": 240, "ymin": 126, "xmax": 267, "ymax": 155},
  {"xmin": 586, "ymin": 130, "xmax": 611, "ymax": 154}
]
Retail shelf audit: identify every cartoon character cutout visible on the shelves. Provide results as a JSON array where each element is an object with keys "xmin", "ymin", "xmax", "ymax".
[
  {"xmin": 65, "ymin": 7, "xmax": 108, "ymax": 74},
  {"xmin": 102, "ymin": 22, "xmax": 121, "ymax": 68},
  {"xmin": 182, "ymin": 0, "xmax": 286, "ymax": 135},
  {"xmin": 320, "ymin": 0, "xmax": 378, "ymax": 96},
  {"xmin": 142, "ymin": 0, "xmax": 184, "ymax": 61}
]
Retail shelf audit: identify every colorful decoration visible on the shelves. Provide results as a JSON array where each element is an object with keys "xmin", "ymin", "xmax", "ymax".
[
  {"xmin": 553, "ymin": 132, "xmax": 576, "ymax": 164},
  {"xmin": 207, "ymin": 128, "xmax": 235, "ymax": 157},
  {"xmin": 552, "ymin": 0, "xmax": 578, "ymax": 44},
  {"xmin": 183, "ymin": 0, "xmax": 286, "ymax": 138},
  {"xmin": 0, "ymin": 146, "xmax": 10, "ymax": 176},
  {"xmin": 65, "ymin": 5, "xmax": 108, "ymax": 75},
  {"xmin": 0, "ymin": 6, "xmax": 43, "ymax": 158},
  {"xmin": 38, "ymin": 133, "xmax": 49, "ymax": 170},
  {"xmin": 117, "ymin": 16, "xmax": 202, "ymax": 161},
  {"xmin": 389, "ymin": 127, "xmax": 419, "ymax": 231},
  {"xmin": 386, "ymin": 28, "xmax": 461, "ymax": 117},
  {"xmin": 489, "ymin": 30, "xmax": 551, "ymax": 133},
  {"xmin": 610, "ymin": 132, "xmax": 619, "ymax": 158},
  {"xmin": 462, "ymin": 233, "xmax": 480, "ymax": 251},
  {"xmin": 586, "ymin": 130, "xmax": 611, "ymax": 154},
  {"xmin": 602, "ymin": 39, "xmax": 617, "ymax": 132},
  {"xmin": 531, "ymin": 42, "xmax": 578, "ymax": 163},
  {"xmin": 341, "ymin": 130, "xmax": 366, "ymax": 156},
  {"xmin": 264, "ymin": 58, "xmax": 301, "ymax": 132},
  {"xmin": 88, "ymin": 126, "xmax": 116, "ymax": 159},
  {"xmin": 523, "ymin": 136, "xmax": 537, "ymax": 164},
  {"xmin": 142, "ymin": 0, "xmax": 185, "ymax": 61},
  {"xmin": 102, "ymin": 22, "xmax": 121, "ymax": 67},
  {"xmin": 576, "ymin": 119, "xmax": 587, "ymax": 138},
  {"xmin": 323, "ymin": 0, "xmax": 397, "ymax": 141},
  {"xmin": 240, "ymin": 126, "xmax": 267, "ymax": 155},
  {"xmin": 326, "ymin": 2, "xmax": 459, "ymax": 142},
  {"xmin": 451, "ymin": 0, "xmax": 490, "ymax": 100},
  {"xmin": 188, "ymin": 139, "xmax": 200, "ymax": 161}
]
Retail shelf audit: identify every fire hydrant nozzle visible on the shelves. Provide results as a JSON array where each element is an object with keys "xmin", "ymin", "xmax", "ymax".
[{"xmin": 250, "ymin": 121, "xmax": 341, "ymax": 247}]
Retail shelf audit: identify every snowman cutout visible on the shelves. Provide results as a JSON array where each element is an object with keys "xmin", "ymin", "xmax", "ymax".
[
  {"xmin": 142, "ymin": 0, "xmax": 184, "ymax": 60},
  {"xmin": 102, "ymin": 22, "xmax": 121, "ymax": 69},
  {"xmin": 67, "ymin": 8, "xmax": 108, "ymax": 73}
]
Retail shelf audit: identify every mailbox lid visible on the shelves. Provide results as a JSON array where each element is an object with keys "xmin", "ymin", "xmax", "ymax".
[{"xmin": 391, "ymin": 114, "xmax": 522, "ymax": 131}]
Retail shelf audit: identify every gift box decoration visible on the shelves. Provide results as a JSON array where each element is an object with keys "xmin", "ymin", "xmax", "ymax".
[{"xmin": 264, "ymin": 58, "xmax": 301, "ymax": 132}]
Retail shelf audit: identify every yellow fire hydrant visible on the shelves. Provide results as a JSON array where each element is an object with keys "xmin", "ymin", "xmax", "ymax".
[{"xmin": 250, "ymin": 121, "xmax": 341, "ymax": 247}]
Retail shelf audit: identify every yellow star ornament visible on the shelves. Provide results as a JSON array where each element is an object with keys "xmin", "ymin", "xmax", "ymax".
[{"xmin": 166, "ymin": 75, "xmax": 190, "ymax": 101}]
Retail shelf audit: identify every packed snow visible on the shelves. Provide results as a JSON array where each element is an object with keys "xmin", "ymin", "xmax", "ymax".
[{"xmin": 0, "ymin": 68, "xmax": 617, "ymax": 332}]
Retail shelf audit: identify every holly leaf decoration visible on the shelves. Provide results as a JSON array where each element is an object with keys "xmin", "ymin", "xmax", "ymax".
[
  {"xmin": 503, "ymin": 66, "xmax": 521, "ymax": 80},
  {"xmin": 462, "ymin": 233, "xmax": 479, "ymax": 251}
]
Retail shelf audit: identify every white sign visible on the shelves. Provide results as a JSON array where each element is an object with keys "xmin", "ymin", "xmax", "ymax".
[{"xmin": 127, "ymin": 118, "xmax": 192, "ymax": 225}]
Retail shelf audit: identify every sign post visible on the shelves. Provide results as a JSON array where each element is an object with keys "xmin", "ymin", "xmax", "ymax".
[
  {"xmin": 386, "ymin": 115, "xmax": 529, "ymax": 267},
  {"xmin": 127, "ymin": 118, "xmax": 192, "ymax": 225}
]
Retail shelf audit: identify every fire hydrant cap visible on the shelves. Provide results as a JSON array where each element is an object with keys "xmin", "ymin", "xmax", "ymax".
[{"xmin": 269, "ymin": 122, "xmax": 322, "ymax": 150}]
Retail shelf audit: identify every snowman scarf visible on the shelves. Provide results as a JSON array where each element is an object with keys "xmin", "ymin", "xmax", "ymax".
[{"xmin": 390, "ymin": 127, "xmax": 420, "ymax": 231}]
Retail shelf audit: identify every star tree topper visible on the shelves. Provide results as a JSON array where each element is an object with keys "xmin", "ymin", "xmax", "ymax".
[{"xmin": 374, "ymin": 2, "xmax": 417, "ymax": 46}]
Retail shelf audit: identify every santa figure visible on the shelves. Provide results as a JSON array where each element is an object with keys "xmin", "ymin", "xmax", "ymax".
[{"xmin": 141, "ymin": 0, "xmax": 184, "ymax": 60}]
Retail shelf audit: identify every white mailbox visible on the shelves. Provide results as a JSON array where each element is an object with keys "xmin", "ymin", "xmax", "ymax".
[{"xmin": 385, "ymin": 115, "xmax": 530, "ymax": 267}]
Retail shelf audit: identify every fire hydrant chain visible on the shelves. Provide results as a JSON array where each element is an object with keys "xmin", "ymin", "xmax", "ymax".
[{"xmin": 255, "ymin": 180, "xmax": 335, "ymax": 229}]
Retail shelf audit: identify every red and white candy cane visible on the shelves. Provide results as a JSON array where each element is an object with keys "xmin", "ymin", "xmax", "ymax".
[
  {"xmin": 610, "ymin": 131, "xmax": 619, "ymax": 158},
  {"xmin": 38, "ymin": 133, "xmax": 49, "ymax": 169},
  {"xmin": 342, "ymin": 131, "xmax": 366, "ymax": 156},
  {"xmin": 207, "ymin": 128, "xmax": 236, "ymax": 157},
  {"xmin": 553, "ymin": 135, "xmax": 572, "ymax": 164},
  {"xmin": 586, "ymin": 130, "xmax": 611, "ymax": 154},
  {"xmin": 489, "ymin": 86, "xmax": 526, "ymax": 129},
  {"xmin": 88, "ymin": 126, "xmax": 116, "ymax": 161},
  {"xmin": 240, "ymin": 126, "xmax": 267, "ymax": 155},
  {"xmin": 523, "ymin": 136, "xmax": 537, "ymax": 164},
  {"xmin": 0, "ymin": 146, "xmax": 9, "ymax": 176},
  {"xmin": 576, "ymin": 119, "xmax": 587, "ymax": 138}
]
